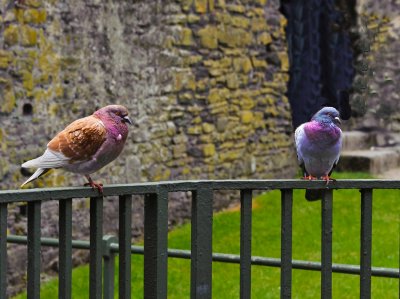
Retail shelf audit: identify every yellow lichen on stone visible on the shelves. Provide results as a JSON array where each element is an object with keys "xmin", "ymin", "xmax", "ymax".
[
  {"xmin": 231, "ymin": 16, "xmax": 250, "ymax": 29},
  {"xmin": 22, "ymin": 71, "xmax": 34, "ymax": 91},
  {"xmin": 217, "ymin": 26, "xmax": 253, "ymax": 47},
  {"xmin": 195, "ymin": 0, "xmax": 208, "ymax": 13},
  {"xmin": 251, "ymin": 56, "xmax": 267, "ymax": 69},
  {"xmin": 241, "ymin": 111, "xmax": 253, "ymax": 123},
  {"xmin": 226, "ymin": 73, "xmax": 240, "ymax": 89},
  {"xmin": 4, "ymin": 25, "xmax": 19, "ymax": 45},
  {"xmin": 24, "ymin": 0, "xmax": 42, "ymax": 8},
  {"xmin": 20, "ymin": 25, "xmax": 38, "ymax": 46},
  {"xmin": 278, "ymin": 51, "xmax": 289, "ymax": 71},
  {"xmin": 0, "ymin": 50, "xmax": 13, "ymax": 69},
  {"xmin": 251, "ymin": 18, "xmax": 268, "ymax": 32},
  {"xmin": 226, "ymin": 4, "xmax": 245, "ymax": 13},
  {"xmin": 1, "ymin": 86, "xmax": 16, "ymax": 113},
  {"xmin": 198, "ymin": 25, "xmax": 218, "ymax": 49},
  {"xmin": 233, "ymin": 56, "xmax": 252, "ymax": 73},
  {"xmin": 254, "ymin": 0, "xmax": 267, "ymax": 5},
  {"xmin": 180, "ymin": 27, "xmax": 194, "ymax": 46},
  {"xmin": 207, "ymin": 88, "xmax": 229, "ymax": 104},
  {"xmin": 257, "ymin": 32, "xmax": 272, "ymax": 45},
  {"xmin": 202, "ymin": 122, "xmax": 215, "ymax": 133},
  {"xmin": 24, "ymin": 9, "xmax": 47, "ymax": 24},
  {"xmin": 203, "ymin": 143, "xmax": 216, "ymax": 157},
  {"xmin": 179, "ymin": 0, "xmax": 193, "ymax": 11}
]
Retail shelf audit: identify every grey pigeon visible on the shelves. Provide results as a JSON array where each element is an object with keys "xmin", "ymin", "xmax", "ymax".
[{"xmin": 295, "ymin": 107, "xmax": 342, "ymax": 200}]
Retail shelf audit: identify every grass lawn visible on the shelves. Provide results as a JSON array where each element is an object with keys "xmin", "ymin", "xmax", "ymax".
[{"xmin": 14, "ymin": 172, "xmax": 399, "ymax": 298}]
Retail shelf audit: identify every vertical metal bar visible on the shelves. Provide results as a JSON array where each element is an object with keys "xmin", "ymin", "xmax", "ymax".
[
  {"xmin": 144, "ymin": 187, "xmax": 168, "ymax": 299},
  {"xmin": 321, "ymin": 189, "xmax": 333, "ymax": 299},
  {"xmin": 360, "ymin": 189, "xmax": 373, "ymax": 299},
  {"xmin": 90, "ymin": 196, "xmax": 103, "ymax": 299},
  {"xmin": 281, "ymin": 189, "xmax": 293, "ymax": 299},
  {"xmin": 119, "ymin": 195, "xmax": 132, "ymax": 299},
  {"xmin": 59, "ymin": 199, "xmax": 72, "ymax": 299},
  {"xmin": 103, "ymin": 235, "xmax": 117, "ymax": 299},
  {"xmin": 28, "ymin": 201, "xmax": 41, "ymax": 299},
  {"xmin": 0, "ymin": 203, "xmax": 7, "ymax": 299},
  {"xmin": 191, "ymin": 187, "xmax": 213, "ymax": 299},
  {"xmin": 240, "ymin": 189, "xmax": 252, "ymax": 299},
  {"xmin": 103, "ymin": 254, "xmax": 115, "ymax": 299}
]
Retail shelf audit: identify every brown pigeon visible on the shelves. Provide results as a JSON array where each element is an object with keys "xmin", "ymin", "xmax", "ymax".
[{"xmin": 21, "ymin": 105, "xmax": 132, "ymax": 192}]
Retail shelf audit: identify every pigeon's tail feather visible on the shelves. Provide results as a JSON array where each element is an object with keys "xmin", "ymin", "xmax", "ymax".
[
  {"xmin": 21, "ymin": 168, "xmax": 51, "ymax": 187},
  {"xmin": 305, "ymin": 189, "xmax": 325, "ymax": 201},
  {"xmin": 21, "ymin": 149, "xmax": 69, "ymax": 169}
]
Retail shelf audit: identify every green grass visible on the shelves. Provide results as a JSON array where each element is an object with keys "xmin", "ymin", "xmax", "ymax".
[{"xmin": 14, "ymin": 172, "xmax": 399, "ymax": 298}]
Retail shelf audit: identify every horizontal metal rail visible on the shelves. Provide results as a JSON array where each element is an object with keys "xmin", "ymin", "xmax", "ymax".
[
  {"xmin": 7, "ymin": 235, "xmax": 399, "ymax": 279},
  {"xmin": 1, "ymin": 179, "xmax": 400, "ymax": 203}
]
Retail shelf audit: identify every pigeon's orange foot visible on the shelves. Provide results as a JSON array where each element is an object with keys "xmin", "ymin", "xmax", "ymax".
[
  {"xmin": 302, "ymin": 175, "xmax": 317, "ymax": 180},
  {"xmin": 84, "ymin": 175, "xmax": 103, "ymax": 193},
  {"xmin": 321, "ymin": 175, "xmax": 336, "ymax": 185}
]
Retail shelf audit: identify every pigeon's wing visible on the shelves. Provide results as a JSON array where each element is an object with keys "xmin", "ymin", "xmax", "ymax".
[
  {"xmin": 22, "ymin": 115, "xmax": 107, "ymax": 170},
  {"xmin": 294, "ymin": 124, "xmax": 306, "ymax": 166},
  {"xmin": 47, "ymin": 115, "xmax": 107, "ymax": 163},
  {"xmin": 328, "ymin": 129, "xmax": 343, "ymax": 174}
]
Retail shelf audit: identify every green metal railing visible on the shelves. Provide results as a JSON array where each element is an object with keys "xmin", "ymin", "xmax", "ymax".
[{"xmin": 0, "ymin": 180, "xmax": 399, "ymax": 299}]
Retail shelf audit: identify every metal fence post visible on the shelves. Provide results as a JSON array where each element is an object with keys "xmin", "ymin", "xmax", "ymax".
[
  {"xmin": 191, "ymin": 187, "xmax": 213, "ymax": 299},
  {"xmin": 281, "ymin": 189, "xmax": 293, "ymax": 299},
  {"xmin": 360, "ymin": 189, "xmax": 373, "ymax": 299},
  {"xmin": 28, "ymin": 201, "xmax": 42, "ymax": 299},
  {"xmin": 240, "ymin": 189, "xmax": 252, "ymax": 299},
  {"xmin": 119, "ymin": 195, "xmax": 132, "ymax": 299},
  {"xmin": 90, "ymin": 196, "xmax": 103, "ymax": 299},
  {"xmin": 144, "ymin": 187, "xmax": 169, "ymax": 299},
  {"xmin": 59, "ymin": 198, "xmax": 72, "ymax": 299},
  {"xmin": 0, "ymin": 203, "xmax": 7, "ymax": 299},
  {"xmin": 103, "ymin": 235, "xmax": 118, "ymax": 299},
  {"xmin": 321, "ymin": 189, "xmax": 333, "ymax": 299}
]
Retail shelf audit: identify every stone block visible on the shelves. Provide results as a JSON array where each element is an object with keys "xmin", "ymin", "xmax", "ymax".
[
  {"xmin": 207, "ymin": 87, "xmax": 229, "ymax": 104},
  {"xmin": 4, "ymin": 25, "xmax": 19, "ymax": 46},
  {"xmin": 20, "ymin": 25, "xmax": 38, "ymax": 46},
  {"xmin": 241, "ymin": 111, "xmax": 253, "ymax": 123},
  {"xmin": 195, "ymin": 0, "xmax": 208, "ymax": 13},
  {"xmin": 218, "ymin": 26, "xmax": 251, "ymax": 47},
  {"xmin": 1, "ymin": 86, "xmax": 16, "ymax": 113},
  {"xmin": 198, "ymin": 25, "xmax": 218, "ymax": 49},
  {"xmin": 231, "ymin": 16, "xmax": 250, "ymax": 28},
  {"xmin": 226, "ymin": 4, "xmax": 245, "ymax": 13},
  {"xmin": 278, "ymin": 51, "xmax": 289, "ymax": 71},
  {"xmin": 251, "ymin": 56, "xmax": 268, "ymax": 69},
  {"xmin": 0, "ymin": 51, "xmax": 13, "ymax": 69},
  {"xmin": 226, "ymin": 73, "xmax": 240, "ymax": 89},
  {"xmin": 180, "ymin": 27, "xmax": 194, "ymax": 46},
  {"xmin": 203, "ymin": 143, "xmax": 216, "ymax": 157},
  {"xmin": 251, "ymin": 18, "xmax": 268, "ymax": 32},
  {"xmin": 24, "ymin": 0, "xmax": 42, "ymax": 8},
  {"xmin": 257, "ymin": 32, "xmax": 272, "ymax": 45},
  {"xmin": 179, "ymin": 0, "xmax": 193, "ymax": 11},
  {"xmin": 24, "ymin": 9, "xmax": 47, "ymax": 24},
  {"xmin": 202, "ymin": 122, "xmax": 215, "ymax": 133}
]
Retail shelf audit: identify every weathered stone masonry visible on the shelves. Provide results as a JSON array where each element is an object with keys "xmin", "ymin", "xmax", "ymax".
[
  {"xmin": 0, "ymin": 0, "xmax": 294, "ymax": 189},
  {"xmin": 0, "ymin": 0, "xmax": 294, "ymax": 295}
]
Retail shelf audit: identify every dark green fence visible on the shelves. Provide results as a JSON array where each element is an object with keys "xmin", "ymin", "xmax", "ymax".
[{"xmin": 0, "ymin": 180, "xmax": 399, "ymax": 299}]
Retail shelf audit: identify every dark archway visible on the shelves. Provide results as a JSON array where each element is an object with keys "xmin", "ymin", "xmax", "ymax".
[{"xmin": 280, "ymin": 0, "xmax": 356, "ymax": 129}]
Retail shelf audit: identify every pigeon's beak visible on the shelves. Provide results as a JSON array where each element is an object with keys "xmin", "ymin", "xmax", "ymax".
[
  {"xmin": 122, "ymin": 116, "xmax": 133, "ymax": 125},
  {"xmin": 334, "ymin": 116, "xmax": 341, "ymax": 125}
]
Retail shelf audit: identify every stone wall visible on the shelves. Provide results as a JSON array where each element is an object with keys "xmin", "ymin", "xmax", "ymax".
[
  {"xmin": 349, "ymin": 0, "xmax": 400, "ymax": 131},
  {"xmin": 0, "ymin": 0, "xmax": 294, "ymax": 296},
  {"xmin": 0, "ymin": 0, "xmax": 294, "ymax": 190}
]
